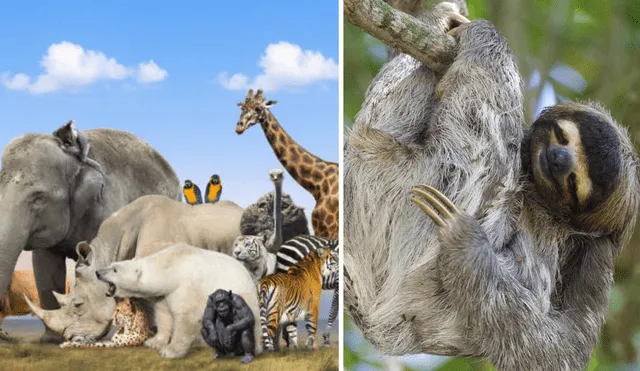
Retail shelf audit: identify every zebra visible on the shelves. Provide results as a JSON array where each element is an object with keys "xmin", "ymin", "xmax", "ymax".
[
  {"xmin": 276, "ymin": 235, "xmax": 339, "ymax": 347},
  {"xmin": 320, "ymin": 245, "xmax": 339, "ymax": 346}
]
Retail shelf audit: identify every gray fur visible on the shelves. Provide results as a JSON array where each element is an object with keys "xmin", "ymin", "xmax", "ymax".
[
  {"xmin": 240, "ymin": 192, "xmax": 309, "ymax": 252},
  {"xmin": 428, "ymin": 100, "xmax": 639, "ymax": 370},
  {"xmin": 356, "ymin": 2, "xmax": 470, "ymax": 148},
  {"xmin": 52, "ymin": 120, "xmax": 103, "ymax": 174},
  {"xmin": 385, "ymin": 1, "xmax": 469, "ymax": 61},
  {"xmin": 344, "ymin": 16, "xmax": 524, "ymax": 356}
]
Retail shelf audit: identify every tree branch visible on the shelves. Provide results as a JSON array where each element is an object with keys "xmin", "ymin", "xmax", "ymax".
[
  {"xmin": 384, "ymin": 0, "xmax": 421, "ymax": 15},
  {"xmin": 383, "ymin": 0, "xmax": 422, "ymax": 60},
  {"xmin": 344, "ymin": 0, "xmax": 460, "ymax": 74}
]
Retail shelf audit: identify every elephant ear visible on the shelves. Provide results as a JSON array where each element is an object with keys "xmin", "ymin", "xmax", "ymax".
[{"xmin": 70, "ymin": 164, "xmax": 105, "ymax": 226}]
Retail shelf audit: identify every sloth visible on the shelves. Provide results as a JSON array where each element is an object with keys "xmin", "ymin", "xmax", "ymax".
[
  {"xmin": 344, "ymin": 6, "xmax": 525, "ymax": 356},
  {"xmin": 344, "ymin": 3, "xmax": 640, "ymax": 370},
  {"xmin": 411, "ymin": 100, "xmax": 639, "ymax": 370}
]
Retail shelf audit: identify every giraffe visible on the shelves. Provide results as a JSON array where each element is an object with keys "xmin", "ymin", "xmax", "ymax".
[{"xmin": 235, "ymin": 89, "xmax": 339, "ymax": 239}]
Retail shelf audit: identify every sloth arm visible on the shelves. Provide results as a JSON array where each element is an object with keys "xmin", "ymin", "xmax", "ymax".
[
  {"xmin": 348, "ymin": 20, "xmax": 523, "ymax": 171},
  {"xmin": 436, "ymin": 214, "xmax": 613, "ymax": 369},
  {"xmin": 349, "ymin": 6, "xmax": 451, "ymax": 151}
]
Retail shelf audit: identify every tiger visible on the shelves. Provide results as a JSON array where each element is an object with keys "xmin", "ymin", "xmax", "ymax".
[
  {"xmin": 232, "ymin": 234, "xmax": 276, "ymax": 283},
  {"xmin": 258, "ymin": 247, "xmax": 338, "ymax": 351},
  {"xmin": 60, "ymin": 297, "xmax": 151, "ymax": 348}
]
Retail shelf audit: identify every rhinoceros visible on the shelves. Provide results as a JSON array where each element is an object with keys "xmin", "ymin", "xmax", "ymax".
[{"xmin": 26, "ymin": 195, "xmax": 244, "ymax": 344}]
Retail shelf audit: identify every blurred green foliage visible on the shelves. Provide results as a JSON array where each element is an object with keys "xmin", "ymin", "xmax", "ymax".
[{"xmin": 343, "ymin": 0, "xmax": 640, "ymax": 370}]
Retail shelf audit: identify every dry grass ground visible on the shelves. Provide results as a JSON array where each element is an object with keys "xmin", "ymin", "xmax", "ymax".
[
  {"xmin": 1, "ymin": 316, "xmax": 339, "ymax": 371},
  {"xmin": 0, "ymin": 343, "xmax": 338, "ymax": 371}
]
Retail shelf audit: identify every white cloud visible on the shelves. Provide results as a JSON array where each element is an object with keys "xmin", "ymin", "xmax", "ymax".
[
  {"xmin": 218, "ymin": 42, "xmax": 338, "ymax": 92},
  {"xmin": 2, "ymin": 41, "xmax": 168, "ymax": 94},
  {"xmin": 1, "ymin": 72, "xmax": 30, "ymax": 90},
  {"xmin": 218, "ymin": 72, "xmax": 249, "ymax": 90},
  {"xmin": 137, "ymin": 60, "xmax": 168, "ymax": 83}
]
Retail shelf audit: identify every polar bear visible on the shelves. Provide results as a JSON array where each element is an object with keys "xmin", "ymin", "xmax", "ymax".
[{"xmin": 95, "ymin": 243, "xmax": 261, "ymax": 359}]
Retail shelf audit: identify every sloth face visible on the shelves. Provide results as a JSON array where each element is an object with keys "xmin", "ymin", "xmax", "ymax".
[{"xmin": 526, "ymin": 107, "xmax": 622, "ymax": 220}]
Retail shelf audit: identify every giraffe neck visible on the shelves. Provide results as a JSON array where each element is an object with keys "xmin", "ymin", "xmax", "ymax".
[{"xmin": 260, "ymin": 110, "xmax": 326, "ymax": 199}]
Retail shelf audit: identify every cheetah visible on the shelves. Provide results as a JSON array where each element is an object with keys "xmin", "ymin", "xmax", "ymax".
[{"xmin": 60, "ymin": 298, "xmax": 151, "ymax": 348}]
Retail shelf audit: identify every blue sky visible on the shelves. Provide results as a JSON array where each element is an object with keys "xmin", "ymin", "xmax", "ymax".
[{"xmin": 0, "ymin": 1, "xmax": 339, "ymax": 316}]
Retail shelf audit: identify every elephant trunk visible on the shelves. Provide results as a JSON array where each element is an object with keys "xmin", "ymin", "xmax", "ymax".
[
  {"xmin": 0, "ymin": 208, "xmax": 30, "ymax": 298},
  {"xmin": 24, "ymin": 294, "xmax": 68, "ymax": 335}
]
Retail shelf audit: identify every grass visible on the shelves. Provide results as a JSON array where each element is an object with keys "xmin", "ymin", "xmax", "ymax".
[{"xmin": 0, "ymin": 343, "xmax": 338, "ymax": 371}]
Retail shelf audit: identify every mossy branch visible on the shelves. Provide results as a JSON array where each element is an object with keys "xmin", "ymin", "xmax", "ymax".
[
  {"xmin": 384, "ymin": 0, "xmax": 422, "ymax": 15},
  {"xmin": 383, "ymin": 0, "xmax": 422, "ymax": 60},
  {"xmin": 344, "ymin": 0, "xmax": 467, "ymax": 73}
]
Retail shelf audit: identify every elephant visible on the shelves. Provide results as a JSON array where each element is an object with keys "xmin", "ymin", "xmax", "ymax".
[
  {"xmin": 25, "ymin": 195, "xmax": 244, "ymax": 344},
  {"xmin": 0, "ymin": 122, "xmax": 181, "ymax": 342}
]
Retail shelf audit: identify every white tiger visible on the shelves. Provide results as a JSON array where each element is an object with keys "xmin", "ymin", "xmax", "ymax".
[{"xmin": 232, "ymin": 234, "xmax": 276, "ymax": 283}]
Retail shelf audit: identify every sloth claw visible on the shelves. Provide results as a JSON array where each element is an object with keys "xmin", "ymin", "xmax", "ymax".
[
  {"xmin": 446, "ymin": 13, "xmax": 470, "ymax": 34},
  {"xmin": 410, "ymin": 184, "xmax": 459, "ymax": 227}
]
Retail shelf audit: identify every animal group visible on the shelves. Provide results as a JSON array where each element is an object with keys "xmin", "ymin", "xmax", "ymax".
[{"xmin": 0, "ymin": 88, "xmax": 339, "ymax": 365}]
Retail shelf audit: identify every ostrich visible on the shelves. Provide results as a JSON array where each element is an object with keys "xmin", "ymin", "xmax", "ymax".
[{"xmin": 240, "ymin": 189, "xmax": 309, "ymax": 253}]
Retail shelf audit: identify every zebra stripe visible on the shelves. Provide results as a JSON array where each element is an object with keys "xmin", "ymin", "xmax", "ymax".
[
  {"xmin": 322, "ymin": 245, "xmax": 339, "ymax": 346},
  {"xmin": 323, "ymin": 289, "xmax": 339, "ymax": 346},
  {"xmin": 276, "ymin": 236, "xmax": 338, "ymax": 272},
  {"xmin": 322, "ymin": 245, "xmax": 339, "ymax": 290}
]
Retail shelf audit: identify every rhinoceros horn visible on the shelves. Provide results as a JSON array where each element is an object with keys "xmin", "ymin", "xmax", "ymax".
[
  {"xmin": 24, "ymin": 294, "xmax": 69, "ymax": 335},
  {"xmin": 52, "ymin": 291, "xmax": 70, "ymax": 306}
]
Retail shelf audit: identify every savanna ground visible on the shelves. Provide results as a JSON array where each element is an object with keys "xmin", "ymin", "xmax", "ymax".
[
  {"xmin": 0, "ymin": 344, "xmax": 338, "ymax": 371},
  {"xmin": 0, "ymin": 319, "xmax": 338, "ymax": 371}
]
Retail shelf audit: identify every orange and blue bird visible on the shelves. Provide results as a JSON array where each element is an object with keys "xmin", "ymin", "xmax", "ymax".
[
  {"xmin": 205, "ymin": 174, "xmax": 222, "ymax": 203},
  {"xmin": 183, "ymin": 179, "xmax": 202, "ymax": 205}
]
